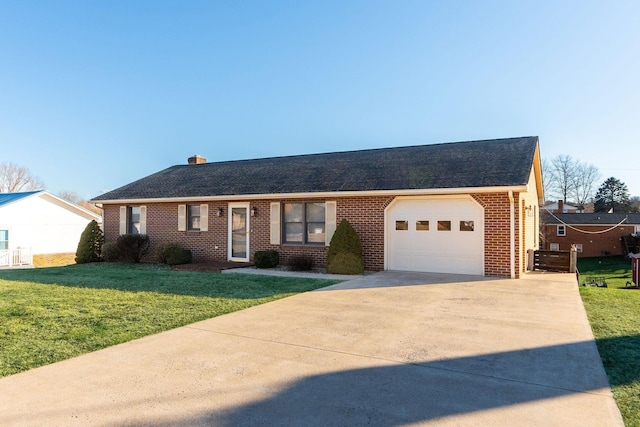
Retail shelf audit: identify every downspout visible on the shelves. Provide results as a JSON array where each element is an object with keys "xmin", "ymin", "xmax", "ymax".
[{"xmin": 509, "ymin": 191, "xmax": 515, "ymax": 279}]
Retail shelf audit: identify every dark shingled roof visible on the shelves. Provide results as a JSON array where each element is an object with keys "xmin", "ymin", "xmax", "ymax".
[
  {"xmin": 542, "ymin": 212, "xmax": 640, "ymax": 225},
  {"xmin": 93, "ymin": 136, "xmax": 539, "ymax": 201}
]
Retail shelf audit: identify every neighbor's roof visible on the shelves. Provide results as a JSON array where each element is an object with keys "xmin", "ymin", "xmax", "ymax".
[
  {"xmin": 542, "ymin": 212, "xmax": 640, "ymax": 225},
  {"xmin": 0, "ymin": 190, "xmax": 41, "ymax": 207},
  {"xmin": 93, "ymin": 136, "xmax": 540, "ymax": 202}
]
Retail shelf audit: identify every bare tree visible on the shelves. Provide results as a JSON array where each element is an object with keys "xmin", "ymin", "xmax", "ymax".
[
  {"xmin": 0, "ymin": 162, "xmax": 45, "ymax": 193},
  {"xmin": 545, "ymin": 155, "xmax": 577, "ymax": 203},
  {"xmin": 571, "ymin": 163, "xmax": 600, "ymax": 212},
  {"xmin": 543, "ymin": 155, "xmax": 599, "ymax": 211},
  {"xmin": 58, "ymin": 191, "xmax": 81, "ymax": 204}
]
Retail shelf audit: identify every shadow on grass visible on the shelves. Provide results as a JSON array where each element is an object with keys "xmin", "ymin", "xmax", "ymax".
[{"xmin": 0, "ymin": 263, "xmax": 339, "ymax": 299}]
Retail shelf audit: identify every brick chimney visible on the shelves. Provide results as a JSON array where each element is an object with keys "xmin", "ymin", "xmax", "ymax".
[
  {"xmin": 556, "ymin": 200, "xmax": 564, "ymax": 213},
  {"xmin": 188, "ymin": 154, "xmax": 207, "ymax": 165}
]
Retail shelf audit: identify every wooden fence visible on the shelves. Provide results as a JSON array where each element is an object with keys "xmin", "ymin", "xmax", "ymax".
[{"xmin": 533, "ymin": 250, "xmax": 573, "ymax": 272}]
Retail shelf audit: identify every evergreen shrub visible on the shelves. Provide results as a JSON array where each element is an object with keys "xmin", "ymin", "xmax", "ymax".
[
  {"xmin": 75, "ymin": 220, "xmax": 104, "ymax": 264},
  {"xmin": 254, "ymin": 250, "xmax": 279, "ymax": 268},
  {"xmin": 155, "ymin": 242, "xmax": 192, "ymax": 265},
  {"xmin": 289, "ymin": 256, "xmax": 313, "ymax": 271},
  {"xmin": 116, "ymin": 234, "xmax": 150, "ymax": 263},
  {"xmin": 102, "ymin": 242, "xmax": 120, "ymax": 262},
  {"xmin": 327, "ymin": 219, "xmax": 364, "ymax": 274}
]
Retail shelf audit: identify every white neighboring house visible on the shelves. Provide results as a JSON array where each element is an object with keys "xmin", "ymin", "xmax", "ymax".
[{"xmin": 0, "ymin": 191, "xmax": 102, "ymax": 267}]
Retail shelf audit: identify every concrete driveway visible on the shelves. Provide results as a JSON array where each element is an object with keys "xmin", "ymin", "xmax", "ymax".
[{"xmin": 0, "ymin": 271, "xmax": 623, "ymax": 426}]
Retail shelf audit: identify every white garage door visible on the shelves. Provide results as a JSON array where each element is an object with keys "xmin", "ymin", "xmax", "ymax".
[{"xmin": 387, "ymin": 197, "xmax": 484, "ymax": 275}]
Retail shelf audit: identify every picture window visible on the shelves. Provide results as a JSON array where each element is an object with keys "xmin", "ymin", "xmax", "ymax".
[{"xmin": 283, "ymin": 202, "xmax": 325, "ymax": 244}]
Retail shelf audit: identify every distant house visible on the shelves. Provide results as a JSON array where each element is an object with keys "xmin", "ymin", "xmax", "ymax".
[
  {"xmin": 0, "ymin": 191, "xmax": 103, "ymax": 267},
  {"xmin": 540, "ymin": 211, "xmax": 640, "ymax": 258},
  {"xmin": 543, "ymin": 200, "xmax": 580, "ymax": 213},
  {"xmin": 92, "ymin": 137, "xmax": 544, "ymax": 278}
]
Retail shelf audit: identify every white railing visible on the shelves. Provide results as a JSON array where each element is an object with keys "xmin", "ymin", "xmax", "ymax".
[{"xmin": 0, "ymin": 248, "xmax": 33, "ymax": 267}]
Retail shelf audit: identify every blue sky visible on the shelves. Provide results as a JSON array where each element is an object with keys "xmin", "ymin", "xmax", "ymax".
[{"xmin": 1, "ymin": 1, "xmax": 638, "ymax": 200}]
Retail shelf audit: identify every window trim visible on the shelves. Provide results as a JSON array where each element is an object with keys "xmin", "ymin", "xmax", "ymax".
[
  {"xmin": 187, "ymin": 204, "xmax": 201, "ymax": 231},
  {"xmin": 128, "ymin": 206, "xmax": 141, "ymax": 235},
  {"xmin": 282, "ymin": 202, "xmax": 326, "ymax": 245},
  {"xmin": 557, "ymin": 225, "xmax": 566, "ymax": 236},
  {"xmin": 0, "ymin": 229, "xmax": 8, "ymax": 250}
]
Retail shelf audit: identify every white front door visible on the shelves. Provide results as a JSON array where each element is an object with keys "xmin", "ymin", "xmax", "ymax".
[{"xmin": 228, "ymin": 204, "xmax": 250, "ymax": 262}]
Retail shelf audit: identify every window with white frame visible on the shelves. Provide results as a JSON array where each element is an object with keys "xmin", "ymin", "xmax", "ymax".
[
  {"xmin": 557, "ymin": 225, "xmax": 566, "ymax": 236},
  {"xmin": 128, "ymin": 207, "xmax": 141, "ymax": 234},
  {"xmin": 0, "ymin": 230, "xmax": 8, "ymax": 250},
  {"xmin": 634, "ymin": 225, "xmax": 640, "ymax": 236},
  {"xmin": 188, "ymin": 205, "xmax": 201, "ymax": 231},
  {"xmin": 283, "ymin": 202, "xmax": 325, "ymax": 244},
  {"xmin": 573, "ymin": 244, "xmax": 583, "ymax": 253},
  {"xmin": 550, "ymin": 243, "xmax": 560, "ymax": 251}
]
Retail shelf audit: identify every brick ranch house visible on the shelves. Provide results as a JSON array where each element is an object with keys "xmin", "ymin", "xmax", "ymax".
[
  {"xmin": 92, "ymin": 136, "xmax": 544, "ymax": 278},
  {"xmin": 540, "ymin": 211, "xmax": 640, "ymax": 258}
]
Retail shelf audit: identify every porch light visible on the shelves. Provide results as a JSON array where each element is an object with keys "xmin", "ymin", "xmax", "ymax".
[
  {"xmin": 217, "ymin": 207, "xmax": 224, "ymax": 217},
  {"xmin": 250, "ymin": 206, "xmax": 257, "ymax": 217}
]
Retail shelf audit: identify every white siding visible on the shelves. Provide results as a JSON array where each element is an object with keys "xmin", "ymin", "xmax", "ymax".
[{"xmin": 0, "ymin": 194, "xmax": 99, "ymax": 255}]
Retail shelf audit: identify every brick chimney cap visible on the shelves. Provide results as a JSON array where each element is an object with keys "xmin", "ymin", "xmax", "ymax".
[{"xmin": 188, "ymin": 154, "xmax": 207, "ymax": 165}]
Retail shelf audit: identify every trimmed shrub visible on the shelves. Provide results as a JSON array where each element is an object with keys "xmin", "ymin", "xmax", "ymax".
[
  {"xmin": 155, "ymin": 242, "xmax": 192, "ymax": 266},
  {"xmin": 102, "ymin": 242, "xmax": 120, "ymax": 262},
  {"xmin": 327, "ymin": 219, "xmax": 364, "ymax": 274},
  {"xmin": 165, "ymin": 246, "xmax": 192, "ymax": 266},
  {"xmin": 254, "ymin": 250, "xmax": 279, "ymax": 268},
  {"xmin": 327, "ymin": 251, "xmax": 364, "ymax": 275},
  {"xmin": 289, "ymin": 256, "xmax": 313, "ymax": 271},
  {"xmin": 116, "ymin": 234, "xmax": 150, "ymax": 263},
  {"xmin": 75, "ymin": 220, "xmax": 104, "ymax": 264}
]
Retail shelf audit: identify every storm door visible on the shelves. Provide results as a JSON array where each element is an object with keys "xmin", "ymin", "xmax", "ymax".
[{"xmin": 228, "ymin": 204, "xmax": 249, "ymax": 261}]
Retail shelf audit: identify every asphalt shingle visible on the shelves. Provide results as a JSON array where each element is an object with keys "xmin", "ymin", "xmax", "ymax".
[{"xmin": 93, "ymin": 136, "xmax": 539, "ymax": 201}]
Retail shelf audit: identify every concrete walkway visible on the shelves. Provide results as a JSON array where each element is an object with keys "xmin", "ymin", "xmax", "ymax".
[{"xmin": 0, "ymin": 271, "xmax": 623, "ymax": 426}]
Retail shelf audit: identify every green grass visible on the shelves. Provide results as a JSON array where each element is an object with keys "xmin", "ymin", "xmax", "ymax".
[
  {"xmin": 0, "ymin": 263, "xmax": 338, "ymax": 378},
  {"xmin": 578, "ymin": 256, "xmax": 640, "ymax": 426}
]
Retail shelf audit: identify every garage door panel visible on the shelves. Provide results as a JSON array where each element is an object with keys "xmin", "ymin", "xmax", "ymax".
[{"xmin": 387, "ymin": 198, "xmax": 484, "ymax": 275}]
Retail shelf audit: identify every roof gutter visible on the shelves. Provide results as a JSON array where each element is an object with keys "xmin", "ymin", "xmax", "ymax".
[{"xmin": 92, "ymin": 184, "xmax": 530, "ymax": 205}]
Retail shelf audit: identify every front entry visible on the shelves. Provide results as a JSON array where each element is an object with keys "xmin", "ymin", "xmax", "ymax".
[{"xmin": 228, "ymin": 204, "xmax": 250, "ymax": 262}]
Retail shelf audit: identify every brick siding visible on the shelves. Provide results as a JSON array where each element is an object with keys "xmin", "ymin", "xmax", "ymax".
[
  {"xmin": 103, "ymin": 192, "xmax": 523, "ymax": 278},
  {"xmin": 542, "ymin": 223, "xmax": 635, "ymax": 258}
]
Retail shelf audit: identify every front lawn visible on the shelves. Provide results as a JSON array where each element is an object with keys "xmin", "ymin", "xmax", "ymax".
[
  {"xmin": 578, "ymin": 256, "xmax": 640, "ymax": 426},
  {"xmin": 0, "ymin": 263, "xmax": 338, "ymax": 378}
]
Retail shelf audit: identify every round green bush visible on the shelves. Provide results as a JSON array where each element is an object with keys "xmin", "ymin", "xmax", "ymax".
[
  {"xmin": 254, "ymin": 250, "xmax": 279, "ymax": 268},
  {"xmin": 165, "ymin": 246, "xmax": 193, "ymax": 266},
  {"xmin": 102, "ymin": 242, "xmax": 120, "ymax": 262}
]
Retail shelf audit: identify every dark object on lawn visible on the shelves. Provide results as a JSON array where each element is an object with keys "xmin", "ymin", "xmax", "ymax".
[
  {"xmin": 255, "ymin": 250, "xmax": 279, "ymax": 268},
  {"xmin": 582, "ymin": 276, "xmax": 608, "ymax": 287},
  {"xmin": 289, "ymin": 256, "xmax": 313, "ymax": 271}
]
